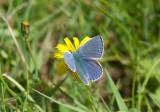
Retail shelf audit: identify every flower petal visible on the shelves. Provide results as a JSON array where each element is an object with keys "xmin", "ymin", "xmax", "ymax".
[
  {"xmin": 55, "ymin": 60, "xmax": 68, "ymax": 75},
  {"xmin": 73, "ymin": 37, "xmax": 79, "ymax": 49},
  {"xmin": 64, "ymin": 37, "xmax": 76, "ymax": 51},
  {"xmin": 54, "ymin": 52, "xmax": 63, "ymax": 58},
  {"xmin": 79, "ymin": 36, "xmax": 90, "ymax": 47},
  {"xmin": 54, "ymin": 36, "xmax": 91, "ymax": 59},
  {"xmin": 55, "ymin": 44, "xmax": 69, "ymax": 52}
]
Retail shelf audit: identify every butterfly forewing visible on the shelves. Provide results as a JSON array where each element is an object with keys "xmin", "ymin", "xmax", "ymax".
[
  {"xmin": 63, "ymin": 51, "xmax": 76, "ymax": 72},
  {"xmin": 77, "ymin": 35, "xmax": 103, "ymax": 59}
]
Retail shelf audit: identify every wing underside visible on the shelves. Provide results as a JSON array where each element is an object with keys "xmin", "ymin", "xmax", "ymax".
[
  {"xmin": 63, "ymin": 51, "xmax": 76, "ymax": 72},
  {"xmin": 73, "ymin": 52, "xmax": 89, "ymax": 85}
]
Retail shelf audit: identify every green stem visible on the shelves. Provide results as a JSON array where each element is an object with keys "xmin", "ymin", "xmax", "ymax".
[
  {"xmin": 1, "ymin": 83, "xmax": 6, "ymax": 112},
  {"xmin": 25, "ymin": 39, "xmax": 38, "ymax": 79},
  {"xmin": 25, "ymin": 39, "xmax": 36, "ymax": 67},
  {"xmin": 131, "ymin": 68, "xmax": 137, "ymax": 108},
  {"xmin": 24, "ymin": 39, "xmax": 39, "ymax": 100}
]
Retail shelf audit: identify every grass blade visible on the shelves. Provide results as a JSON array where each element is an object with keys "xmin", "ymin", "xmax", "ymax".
[
  {"xmin": 32, "ymin": 88, "xmax": 86, "ymax": 112},
  {"xmin": 105, "ymin": 69, "xmax": 128, "ymax": 111},
  {"xmin": 1, "ymin": 73, "xmax": 44, "ymax": 112}
]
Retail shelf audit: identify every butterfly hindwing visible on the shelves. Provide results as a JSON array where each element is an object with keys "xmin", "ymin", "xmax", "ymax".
[
  {"xmin": 73, "ymin": 52, "xmax": 89, "ymax": 85},
  {"xmin": 77, "ymin": 35, "xmax": 103, "ymax": 59},
  {"xmin": 84, "ymin": 59, "xmax": 103, "ymax": 81}
]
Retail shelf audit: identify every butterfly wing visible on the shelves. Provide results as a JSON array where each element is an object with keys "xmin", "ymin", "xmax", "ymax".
[
  {"xmin": 73, "ymin": 52, "xmax": 89, "ymax": 85},
  {"xmin": 63, "ymin": 35, "xmax": 104, "ymax": 85},
  {"xmin": 77, "ymin": 35, "xmax": 104, "ymax": 59},
  {"xmin": 84, "ymin": 59, "xmax": 103, "ymax": 81},
  {"xmin": 63, "ymin": 51, "xmax": 76, "ymax": 72}
]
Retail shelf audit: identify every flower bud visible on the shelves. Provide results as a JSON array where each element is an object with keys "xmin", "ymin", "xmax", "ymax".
[{"xmin": 21, "ymin": 20, "xmax": 29, "ymax": 39}]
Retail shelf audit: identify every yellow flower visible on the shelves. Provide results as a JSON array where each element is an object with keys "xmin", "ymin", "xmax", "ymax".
[
  {"xmin": 54, "ymin": 36, "xmax": 90, "ymax": 58},
  {"xmin": 54, "ymin": 36, "xmax": 90, "ymax": 80},
  {"xmin": 54, "ymin": 60, "xmax": 68, "ymax": 75}
]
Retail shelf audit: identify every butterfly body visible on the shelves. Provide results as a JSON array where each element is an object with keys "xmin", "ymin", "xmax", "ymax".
[
  {"xmin": 63, "ymin": 35, "xmax": 104, "ymax": 85},
  {"xmin": 72, "ymin": 52, "xmax": 89, "ymax": 84}
]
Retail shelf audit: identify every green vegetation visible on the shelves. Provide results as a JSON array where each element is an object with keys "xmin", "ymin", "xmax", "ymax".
[{"xmin": 0, "ymin": 0, "xmax": 160, "ymax": 111}]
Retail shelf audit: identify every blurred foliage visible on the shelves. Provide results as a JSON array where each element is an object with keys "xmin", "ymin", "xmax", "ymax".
[{"xmin": 0, "ymin": 0, "xmax": 160, "ymax": 111}]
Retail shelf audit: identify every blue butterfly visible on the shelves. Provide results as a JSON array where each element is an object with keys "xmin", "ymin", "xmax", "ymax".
[{"xmin": 63, "ymin": 35, "xmax": 104, "ymax": 85}]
